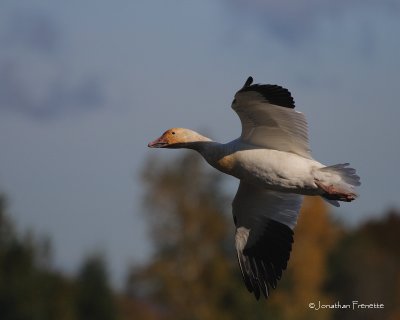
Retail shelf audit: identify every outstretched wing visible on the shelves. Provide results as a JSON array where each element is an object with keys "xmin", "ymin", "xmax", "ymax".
[
  {"xmin": 232, "ymin": 76, "xmax": 311, "ymax": 159},
  {"xmin": 232, "ymin": 181, "xmax": 303, "ymax": 299}
]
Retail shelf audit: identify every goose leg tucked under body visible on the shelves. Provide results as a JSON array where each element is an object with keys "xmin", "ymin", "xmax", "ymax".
[{"xmin": 148, "ymin": 76, "xmax": 361, "ymax": 300}]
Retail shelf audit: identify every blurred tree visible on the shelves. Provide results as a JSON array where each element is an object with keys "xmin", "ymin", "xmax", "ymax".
[
  {"xmin": 116, "ymin": 294, "xmax": 162, "ymax": 320},
  {"xmin": 0, "ymin": 192, "xmax": 77, "ymax": 320},
  {"xmin": 327, "ymin": 210, "xmax": 400, "ymax": 320},
  {"xmin": 76, "ymin": 255, "xmax": 118, "ymax": 320},
  {"xmin": 128, "ymin": 153, "xmax": 243, "ymax": 320}
]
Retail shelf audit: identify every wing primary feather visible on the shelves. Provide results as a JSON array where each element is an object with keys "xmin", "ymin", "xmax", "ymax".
[
  {"xmin": 237, "ymin": 219, "xmax": 294, "ymax": 299},
  {"xmin": 238, "ymin": 83, "xmax": 295, "ymax": 109},
  {"xmin": 237, "ymin": 252, "xmax": 253, "ymax": 292},
  {"xmin": 243, "ymin": 76, "xmax": 253, "ymax": 88}
]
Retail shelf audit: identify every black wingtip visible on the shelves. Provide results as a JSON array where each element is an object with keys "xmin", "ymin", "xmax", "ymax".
[
  {"xmin": 243, "ymin": 76, "xmax": 253, "ymax": 88},
  {"xmin": 242, "ymin": 219, "xmax": 294, "ymax": 300},
  {"xmin": 238, "ymin": 81, "xmax": 296, "ymax": 109}
]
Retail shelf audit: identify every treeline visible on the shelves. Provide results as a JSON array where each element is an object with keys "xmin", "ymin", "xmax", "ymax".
[
  {"xmin": 1, "ymin": 153, "xmax": 400, "ymax": 319},
  {"xmin": 0, "ymin": 194, "xmax": 113, "ymax": 320},
  {"xmin": 0, "ymin": 194, "xmax": 155, "ymax": 320}
]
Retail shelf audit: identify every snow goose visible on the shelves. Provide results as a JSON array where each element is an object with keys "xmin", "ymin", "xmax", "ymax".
[{"xmin": 148, "ymin": 76, "xmax": 361, "ymax": 299}]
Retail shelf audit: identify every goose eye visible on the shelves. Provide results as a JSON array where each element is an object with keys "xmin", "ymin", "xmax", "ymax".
[{"xmin": 172, "ymin": 131, "xmax": 176, "ymax": 135}]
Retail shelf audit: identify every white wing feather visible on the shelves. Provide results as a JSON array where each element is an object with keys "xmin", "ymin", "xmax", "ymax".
[
  {"xmin": 232, "ymin": 181, "xmax": 303, "ymax": 233},
  {"xmin": 233, "ymin": 90, "xmax": 311, "ymax": 159}
]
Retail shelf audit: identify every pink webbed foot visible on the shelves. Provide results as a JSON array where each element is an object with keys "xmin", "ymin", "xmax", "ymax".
[{"xmin": 315, "ymin": 180, "xmax": 357, "ymax": 202}]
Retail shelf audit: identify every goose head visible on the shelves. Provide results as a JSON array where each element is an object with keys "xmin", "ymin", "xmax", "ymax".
[{"xmin": 148, "ymin": 128, "xmax": 211, "ymax": 149}]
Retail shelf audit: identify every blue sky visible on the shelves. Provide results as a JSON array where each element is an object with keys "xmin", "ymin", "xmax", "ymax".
[{"xmin": 0, "ymin": 0, "xmax": 399, "ymax": 288}]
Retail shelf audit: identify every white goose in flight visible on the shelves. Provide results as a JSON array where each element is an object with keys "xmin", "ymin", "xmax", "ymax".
[{"xmin": 148, "ymin": 76, "xmax": 360, "ymax": 300}]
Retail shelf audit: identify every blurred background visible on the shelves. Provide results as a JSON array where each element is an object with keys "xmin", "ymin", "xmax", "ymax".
[{"xmin": 0, "ymin": 0, "xmax": 399, "ymax": 319}]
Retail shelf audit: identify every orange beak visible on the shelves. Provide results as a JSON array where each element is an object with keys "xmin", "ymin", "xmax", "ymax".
[{"xmin": 148, "ymin": 136, "xmax": 168, "ymax": 148}]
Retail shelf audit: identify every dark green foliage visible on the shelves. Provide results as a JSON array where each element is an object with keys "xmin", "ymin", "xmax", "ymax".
[
  {"xmin": 0, "ymin": 193, "xmax": 116, "ymax": 320},
  {"xmin": 76, "ymin": 255, "xmax": 117, "ymax": 320}
]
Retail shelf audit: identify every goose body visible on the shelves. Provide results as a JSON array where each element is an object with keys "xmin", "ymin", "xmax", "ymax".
[
  {"xmin": 148, "ymin": 77, "xmax": 360, "ymax": 299},
  {"xmin": 199, "ymin": 140, "xmax": 324, "ymax": 194}
]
